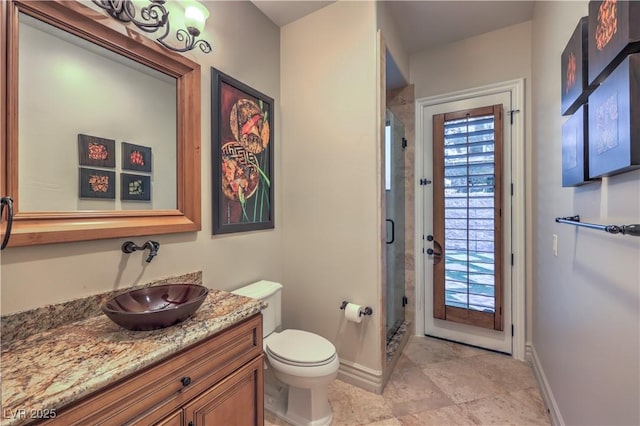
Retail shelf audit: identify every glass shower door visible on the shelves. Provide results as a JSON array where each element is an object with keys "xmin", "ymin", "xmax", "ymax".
[{"xmin": 385, "ymin": 110, "xmax": 406, "ymax": 341}]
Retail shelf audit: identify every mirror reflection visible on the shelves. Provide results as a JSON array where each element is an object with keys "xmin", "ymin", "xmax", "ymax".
[{"xmin": 18, "ymin": 13, "xmax": 177, "ymax": 212}]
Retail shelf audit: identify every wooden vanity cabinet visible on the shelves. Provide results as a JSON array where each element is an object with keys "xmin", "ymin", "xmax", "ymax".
[{"xmin": 44, "ymin": 314, "xmax": 263, "ymax": 426}]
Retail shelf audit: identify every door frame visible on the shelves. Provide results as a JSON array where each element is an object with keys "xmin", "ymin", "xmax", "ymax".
[{"xmin": 414, "ymin": 79, "xmax": 526, "ymax": 360}]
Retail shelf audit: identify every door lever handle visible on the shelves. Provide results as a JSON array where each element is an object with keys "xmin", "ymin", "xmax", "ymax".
[{"xmin": 427, "ymin": 240, "xmax": 444, "ymax": 264}]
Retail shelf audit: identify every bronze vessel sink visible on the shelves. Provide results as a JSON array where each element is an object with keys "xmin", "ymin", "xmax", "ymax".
[{"xmin": 102, "ymin": 284, "xmax": 209, "ymax": 331}]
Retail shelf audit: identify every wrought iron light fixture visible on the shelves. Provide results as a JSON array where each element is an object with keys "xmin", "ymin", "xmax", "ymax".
[{"xmin": 92, "ymin": 0, "xmax": 212, "ymax": 54}]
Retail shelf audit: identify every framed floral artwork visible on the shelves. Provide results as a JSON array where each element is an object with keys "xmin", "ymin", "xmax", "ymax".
[
  {"xmin": 79, "ymin": 168, "xmax": 116, "ymax": 199},
  {"xmin": 121, "ymin": 173, "xmax": 151, "ymax": 201},
  {"xmin": 122, "ymin": 142, "xmax": 152, "ymax": 173},
  {"xmin": 211, "ymin": 67, "xmax": 274, "ymax": 234},
  {"xmin": 78, "ymin": 134, "xmax": 115, "ymax": 168}
]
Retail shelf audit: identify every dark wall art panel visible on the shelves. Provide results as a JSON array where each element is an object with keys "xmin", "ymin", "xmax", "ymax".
[
  {"xmin": 79, "ymin": 168, "xmax": 116, "ymax": 199},
  {"xmin": 561, "ymin": 17, "xmax": 592, "ymax": 115},
  {"xmin": 588, "ymin": 0, "xmax": 640, "ymax": 85},
  {"xmin": 121, "ymin": 173, "xmax": 151, "ymax": 201},
  {"xmin": 588, "ymin": 53, "xmax": 639, "ymax": 178},
  {"xmin": 78, "ymin": 134, "xmax": 115, "ymax": 168},
  {"xmin": 122, "ymin": 142, "xmax": 152, "ymax": 172},
  {"xmin": 562, "ymin": 105, "xmax": 592, "ymax": 186}
]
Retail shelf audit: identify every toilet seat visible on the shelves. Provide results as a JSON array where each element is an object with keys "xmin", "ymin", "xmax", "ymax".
[
  {"xmin": 266, "ymin": 329, "xmax": 336, "ymax": 366},
  {"xmin": 266, "ymin": 347, "xmax": 340, "ymax": 380},
  {"xmin": 267, "ymin": 347, "xmax": 337, "ymax": 367}
]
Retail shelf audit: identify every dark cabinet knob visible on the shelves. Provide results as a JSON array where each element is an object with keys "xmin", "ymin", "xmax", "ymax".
[
  {"xmin": 427, "ymin": 248, "xmax": 434, "ymax": 255},
  {"xmin": 427, "ymin": 235, "xmax": 434, "ymax": 241},
  {"xmin": 188, "ymin": 422, "xmax": 194, "ymax": 426},
  {"xmin": 181, "ymin": 376, "xmax": 192, "ymax": 387}
]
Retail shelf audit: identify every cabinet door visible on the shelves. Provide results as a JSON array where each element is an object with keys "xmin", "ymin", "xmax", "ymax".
[
  {"xmin": 156, "ymin": 409, "xmax": 183, "ymax": 426},
  {"xmin": 184, "ymin": 355, "xmax": 264, "ymax": 426}
]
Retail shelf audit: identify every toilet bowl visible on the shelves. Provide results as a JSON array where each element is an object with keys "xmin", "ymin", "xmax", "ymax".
[
  {"xmin": 232, "ymin": 281, "xmax": 339, "ymax": 426},
  {"xmin": 265, "ymin": 329, "xmax": 339, "ymax": 426}
]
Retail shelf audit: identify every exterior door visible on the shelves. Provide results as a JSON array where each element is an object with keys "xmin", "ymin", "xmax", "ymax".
[{"xmin": 422, "ymin": 91, "xmax": 513, "ymax": 354}]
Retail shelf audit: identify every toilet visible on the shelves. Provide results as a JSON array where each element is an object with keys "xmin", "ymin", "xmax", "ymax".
[{"xmin": 232, "ymin": 280, "xmax": 339, "ymax": 426}]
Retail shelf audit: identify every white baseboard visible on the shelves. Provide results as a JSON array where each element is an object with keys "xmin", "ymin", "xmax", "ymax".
[
  {"xmin": 337, "ymin": 360, "xmax": 384, "ymax": 394},
  {"xmin": 528, "ymin": 344, "xmax": 565, "ymax": 426}
]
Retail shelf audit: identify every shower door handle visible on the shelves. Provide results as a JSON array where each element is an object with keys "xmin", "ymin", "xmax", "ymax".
[{"xmin": 386, "ymin": 219, "xmax": 395, "ymax": 244}]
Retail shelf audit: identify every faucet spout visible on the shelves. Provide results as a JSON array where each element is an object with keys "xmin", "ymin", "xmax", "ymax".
[
  {"xmin": 122, "ymin": 240, "xmax": 160, "ymax": 262},
  {"xmin": 143, "ymin": 240, "xmax": 160, "ymax": 263}
]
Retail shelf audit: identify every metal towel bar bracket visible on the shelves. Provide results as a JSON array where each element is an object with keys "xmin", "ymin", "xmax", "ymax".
[{"xmin": 555, "ymin": 215, "xmax": 640, "ymax": 237}]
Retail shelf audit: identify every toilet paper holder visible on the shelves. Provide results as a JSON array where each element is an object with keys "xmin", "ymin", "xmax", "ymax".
[{"xmin": 339, "ymin": 301, "xmax": 373, "ymax": 317}]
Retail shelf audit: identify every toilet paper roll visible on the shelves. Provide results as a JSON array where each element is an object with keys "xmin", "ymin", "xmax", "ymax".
[{"xmin": 344, "ymin": 303, "xmax": 363, "ymax": 323}]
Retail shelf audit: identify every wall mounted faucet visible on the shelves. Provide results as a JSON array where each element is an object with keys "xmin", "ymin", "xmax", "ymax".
[{"xmin": 122, "ymin": 240, "xmax": 160, "ymax": 263}]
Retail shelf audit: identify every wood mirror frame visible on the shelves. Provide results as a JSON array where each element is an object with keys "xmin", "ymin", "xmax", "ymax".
[{"xmin": 1, "ymin": 0, "xmax": 201, "ymax": 247}]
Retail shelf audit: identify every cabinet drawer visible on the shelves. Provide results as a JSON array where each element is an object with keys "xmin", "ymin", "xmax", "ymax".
[{"xmin": 45, "ymin": 314, "xmax": 262, "ymax": 425}]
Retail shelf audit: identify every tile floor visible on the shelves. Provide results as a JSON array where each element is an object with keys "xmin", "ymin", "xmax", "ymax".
[{"xmin": 265, "ymin": 335, "xmax": 551, "ymax": 426}]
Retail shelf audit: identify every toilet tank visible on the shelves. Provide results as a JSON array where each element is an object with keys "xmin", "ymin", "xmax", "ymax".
[{"xmin": 231, "ymin": 280, "xmax": 282, "ymax": 337}]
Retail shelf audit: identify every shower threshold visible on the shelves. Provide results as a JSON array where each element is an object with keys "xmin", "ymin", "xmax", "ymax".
[{"xmin": 386, "ymin": 320, "xmax": 409, "ymax": 362}]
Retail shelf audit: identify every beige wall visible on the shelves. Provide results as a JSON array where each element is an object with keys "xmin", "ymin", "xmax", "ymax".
[
  {"xmin": 376, "ymin": 1, "xmax": 410, "ymax": 85},
  {"xmin": 1, "ymin": 1, "xmax": 282, "ymax": 314},
  {"xmin": 531, "ymin": 2, "xmax": 640, "ymax": 424},
  {"xmin": 410, "ymin": 21, "xmax": 532, "ymax": 99},
  {"xmin": 280, "ymin": 1, "xmax": 382, "ymax": 377},
  {"xmin": 409, "ymin": 21, "xmax": 534, "ymax": 344}
]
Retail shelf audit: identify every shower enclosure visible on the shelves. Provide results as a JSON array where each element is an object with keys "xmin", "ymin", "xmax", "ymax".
[{"xmin": 385, "ymin": 110, "xmax": 406, "ymax": 342}]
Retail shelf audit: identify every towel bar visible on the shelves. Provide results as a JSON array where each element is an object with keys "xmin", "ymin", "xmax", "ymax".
[{"xmin": 555, "ymin": 215, "xmax": 640, "ymax": 236}]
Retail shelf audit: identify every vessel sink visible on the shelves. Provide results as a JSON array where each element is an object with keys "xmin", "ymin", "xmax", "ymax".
[{"xmin": 102, "ymin": 284, "xmax": 209, "ymax": 331}]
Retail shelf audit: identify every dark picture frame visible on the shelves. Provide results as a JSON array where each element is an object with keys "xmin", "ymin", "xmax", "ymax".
[
  {"xmin": 78, "ymin": 134, "xmax": 115, "ymax": 168},
  {"xmin": 588, "ymin": 53, "xmax": 640, "ymax": 178},
  {"xmin": 588, "ymin": 0, "xmax": 640, "ymax": 85},
  {"xmin": 122, "ymin": 142, "xmax": 152, "ymax": 172},
  {"xmin": 561, "ymin": 17, "xmax": 592, "ymax": 115},
  {"xmin": 562, "ymin": 105, "xmax": 592, "ymax": 186},
  {"xmin": 79, "ymin": 167, "xmax": 116, "ymax": 199},
  {"xmin": 121, "ymin": 173, "xmax": 151, "ymax": 201},
  {"xmin": 211, "ymin": 67, "xmax": 274, "ymax": 234}
]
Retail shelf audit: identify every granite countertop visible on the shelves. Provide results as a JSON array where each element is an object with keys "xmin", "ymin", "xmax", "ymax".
[{"xmin": 0, "ymin": 273, "xmax": 265, "ymax": 426}]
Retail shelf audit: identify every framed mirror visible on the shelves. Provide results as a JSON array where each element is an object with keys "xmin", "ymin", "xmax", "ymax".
[{"xmin": 1, "ymin": 0, "xmax": 201, "ymax": 247}]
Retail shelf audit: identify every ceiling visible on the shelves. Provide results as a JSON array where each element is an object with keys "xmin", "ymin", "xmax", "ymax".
[
  {"xmin": 251, "ymin": 1, "xmax": 535, "ymax": 54},
  {"xmin": 250, "ymin": 1, "xmax": 335, "ymax": 28}
]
